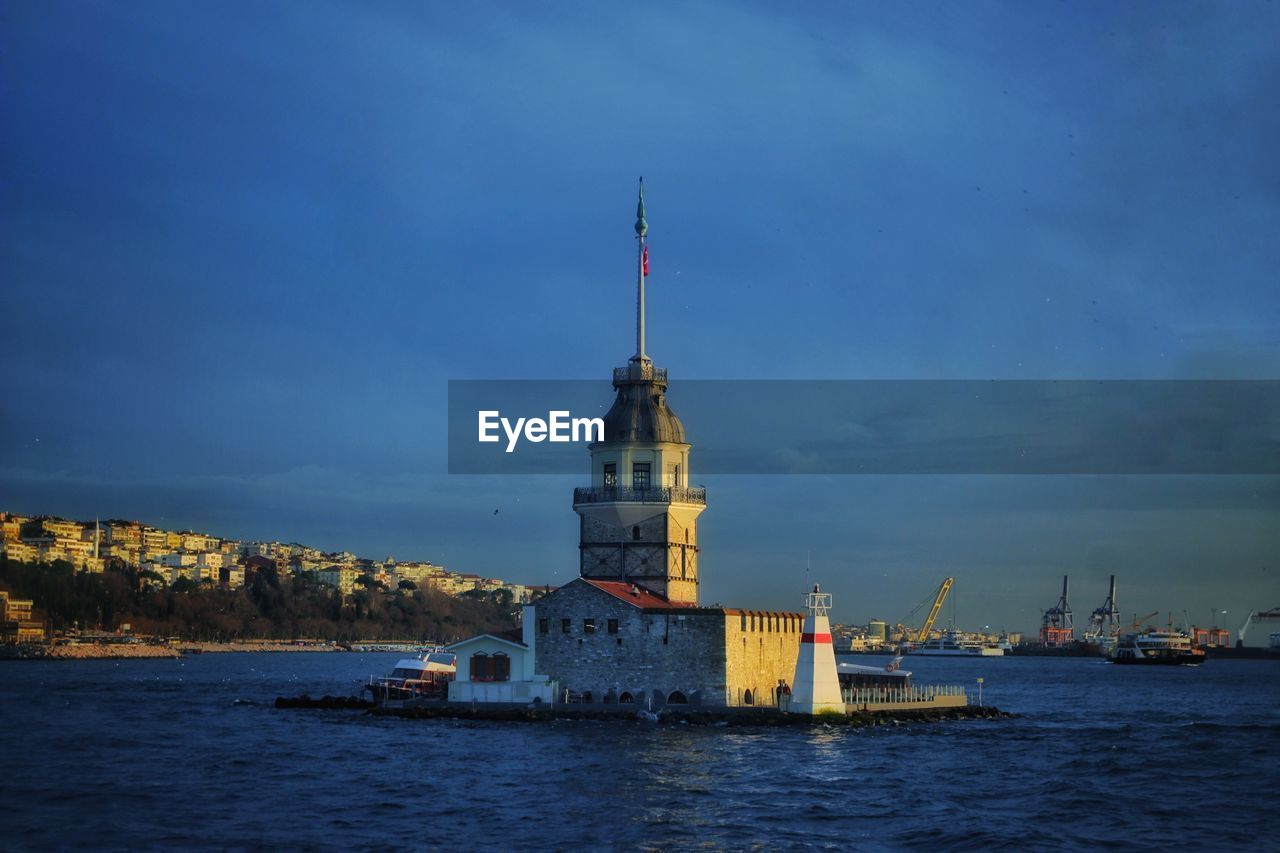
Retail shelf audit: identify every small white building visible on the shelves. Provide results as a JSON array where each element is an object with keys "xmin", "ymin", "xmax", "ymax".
[{"xmin": 447, "ymin": 606, "xmax": 556, "ymax": 704}]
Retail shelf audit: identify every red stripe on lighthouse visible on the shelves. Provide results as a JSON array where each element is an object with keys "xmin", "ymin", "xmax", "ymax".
[{"xmin": 801, "ymin": 632, "xmax": 832, "ymax": 644}]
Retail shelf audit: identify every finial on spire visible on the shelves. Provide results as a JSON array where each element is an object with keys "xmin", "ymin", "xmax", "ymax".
[
  {"xmin": 635, "ymin": 176, "xmax": 647, "ymax": 238},
  {"xmin": 634, "ymin": 177, "xmax": 649, "ymax": 362}
]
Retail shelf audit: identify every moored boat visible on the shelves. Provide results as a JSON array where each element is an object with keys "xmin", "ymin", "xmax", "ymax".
[
  {"xmin": 837, "ymin": 659, "xmax": 912, "ymax": 688},
  {"xmin": 362, "ymin": 652, "xmax": 456, "ymax": 702}
]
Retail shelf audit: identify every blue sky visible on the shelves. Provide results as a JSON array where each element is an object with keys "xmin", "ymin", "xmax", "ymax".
[{"xmin": 3, "ymin": 1, "xmax": 1278, "ymax": 629}]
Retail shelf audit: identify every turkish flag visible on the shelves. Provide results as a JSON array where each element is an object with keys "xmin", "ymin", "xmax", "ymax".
[{"xmin": 642, "ymin": 245, "xmax": 650, "ymax": 277}]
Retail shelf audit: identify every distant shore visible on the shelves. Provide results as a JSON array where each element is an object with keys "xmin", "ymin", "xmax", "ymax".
[{"xmin": 0, "ymin": 640, "xmax": 353, "ymax": 660}]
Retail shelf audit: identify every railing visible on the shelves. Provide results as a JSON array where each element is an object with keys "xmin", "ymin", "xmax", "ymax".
[
  {"xmin": 841, "ymin": 684, "xmax": 969, "ymax": 706},
  {"xmin": 573, "ymin": 486, "xmax": 706, "ymax": 506},
  {"xmin": 613, "ymin": 365, "xmax": 668, "ymax": 384}
]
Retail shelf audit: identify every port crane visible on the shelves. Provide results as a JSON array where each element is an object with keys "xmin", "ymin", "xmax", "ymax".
[
  {"xmin": 897, "ymin": 577, "xmax": 954, "ymax": 647},
  {"xmin": 1086, "ymin": 575, "xmax": 1121, "ymax": 637},
  {"xmin": 1237, "ymin": 607, "xmax": 1280, "ymax": 647},
  {"xmin": 1112, "ymin": 611, "xmax": 1159, "ymax": 636}
]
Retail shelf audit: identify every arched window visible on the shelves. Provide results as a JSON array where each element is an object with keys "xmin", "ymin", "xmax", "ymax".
[
  {"xmin": 632, "ymin": 525, "xmax": 641, "ymax": 541},
  {"xmin": 667, "ymin": 690, "xmax": 688, "ymax": 705},
  {"xmin": 619, "ymin": 691, "xmax": 634, "ymax": 704},
  {"xmin": 492, "ymin": 652, "xmax": 510, "ymax": 682},
  {"xmin": 743, "ymin": 689, "xmax": 754, "ymax": 706}
]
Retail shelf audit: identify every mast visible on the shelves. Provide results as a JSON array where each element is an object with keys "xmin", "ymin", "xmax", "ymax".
[{"xmin": 634, "ymin": 177, "xmax": 648, "ymax": 362}]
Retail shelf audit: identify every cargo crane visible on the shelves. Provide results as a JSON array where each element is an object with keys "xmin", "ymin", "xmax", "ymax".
[
  {"xmin": 1114, "ymin": 611, "xmax": 1159, "ymax": 636},
  {"xmin": 897, "ymin": 577, "xmax": 954, "ymax": 649},
  {"xmin": 1039, "ymin": 575, "xmax": 1074, "ymax": 647},
  {"xmin": 1086, "ymin": 575, "xmax": 1122, "ymax": 638},
  {"xmin": 915, "ymin": 577, "xmax": 954, "ymax": 645},
  {"xmin": 1237, "ymin": 607, "xmax": 1280, "ymax": 647}
]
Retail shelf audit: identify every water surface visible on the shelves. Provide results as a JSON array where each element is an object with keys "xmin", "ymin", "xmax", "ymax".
[{"xmin": 1, "ymin": 652, "xmax": 1275, "ymax": 850}]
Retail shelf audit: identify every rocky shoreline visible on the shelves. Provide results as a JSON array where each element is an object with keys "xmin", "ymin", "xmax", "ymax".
[
  {"xmin": 275, "ymin": 694, "xmax": 1011, "ymax": 726},
  {"xmin": 1, "ymin": 642, "xmax": 181, "ymax": 660}
]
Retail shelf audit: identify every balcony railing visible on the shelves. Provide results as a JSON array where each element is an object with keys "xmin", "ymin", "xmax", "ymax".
[
  {"xmin": 573, "ymin": 486, "xmax": 706, "ymax": 506},
  {"xmin": 613, "ymin": 365, "xmax": 668, "ymax": 385}
]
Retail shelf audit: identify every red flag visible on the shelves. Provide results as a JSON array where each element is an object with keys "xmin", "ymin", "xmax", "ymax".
[{"xmin": 642, "ymin": 245, "xmax": 649, "ymax": 277}]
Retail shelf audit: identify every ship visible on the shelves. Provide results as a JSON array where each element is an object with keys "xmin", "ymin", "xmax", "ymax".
[
  {"xmin": 1109, "ymin": 629, "xmax": 1206, "ymax": 665},
  {"xmin": 1080, "ymin": 632, "xmax": 1118, "ymax": 657},
  {"xmin": 362, "ymin": 651, "xmax": 456, "ymax": 702},
  {"xmin": 909, "ymin": 630, "xmax": 1005, "ymax": 657}
]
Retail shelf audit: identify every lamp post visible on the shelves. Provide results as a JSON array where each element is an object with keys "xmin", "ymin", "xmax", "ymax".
[{"xmin": 976, "ymin": 677, "xmax": 984, "ymax": 708}]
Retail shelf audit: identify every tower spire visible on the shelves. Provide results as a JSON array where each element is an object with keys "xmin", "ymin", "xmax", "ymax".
[{"xmin": 634, "ymin": 177, "xmax": 648, "ymax": 363}]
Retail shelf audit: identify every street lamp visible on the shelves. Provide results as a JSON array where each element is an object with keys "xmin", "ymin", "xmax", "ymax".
[{"xmin": 976, "ymin": 677, "xmax": 984, "ymax": 708}]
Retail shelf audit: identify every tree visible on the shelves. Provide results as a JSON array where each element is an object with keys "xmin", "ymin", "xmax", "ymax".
[
  {"xmin": 355, "ymin": 575, "xmax": 387, "ymax": 592},
  {"xmin": 398, "ymin": 580, "xmax": 417, "ymax": 591}
]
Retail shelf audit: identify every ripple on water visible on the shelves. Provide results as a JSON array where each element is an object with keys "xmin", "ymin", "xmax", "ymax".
[{"xmin": 1, "ymin": 654, "xmax": 1277, "ymax": 849}]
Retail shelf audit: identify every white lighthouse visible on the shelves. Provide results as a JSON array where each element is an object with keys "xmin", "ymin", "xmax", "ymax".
[{"xmin": 789, "ymin": 584, "xmax": 845, "ymax": 716}]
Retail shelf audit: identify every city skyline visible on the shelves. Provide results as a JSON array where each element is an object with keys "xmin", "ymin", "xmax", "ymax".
[{"xmin": 4, "ymin": 2, "xmax": 1278, "ymax": 629}]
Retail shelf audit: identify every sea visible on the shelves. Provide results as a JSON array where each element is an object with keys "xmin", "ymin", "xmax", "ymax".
[{"xmin": 0, "ymin": 652, "xmax": 1276, "ymax": 851}]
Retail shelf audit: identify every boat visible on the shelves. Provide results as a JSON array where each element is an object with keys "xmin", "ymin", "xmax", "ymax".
[
  {"xmin": 837, "ymin": 659, "xmax": 913, "ymax": 688},
  {"xmin": 1109, "ymin": 629, "xmax": 1206, "ymax": 665},
  {"xmin": 1080, "ymin": 632, "xmax": 1118, "ymax": 657},
  {"xmin": 909, "ymin": 630, "xmax": 1005, "ymax": 656},
  {"xmin": 362, "ymin": 652, "xmax": 457, "ymax": 702}
]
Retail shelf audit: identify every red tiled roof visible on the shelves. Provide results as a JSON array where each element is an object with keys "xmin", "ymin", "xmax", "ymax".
[{"xmin": 581, "ymin": 579, "xmax": 699, "ymax": 610}]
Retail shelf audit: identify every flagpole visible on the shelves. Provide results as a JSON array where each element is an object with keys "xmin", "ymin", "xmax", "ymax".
[
  {"xmin": 637, "ymin": 231, "xmax": 646, "ymax": 361},
  {"xmin": 635, "ymin": 177, "xmax": 647, "ymax": 362}
]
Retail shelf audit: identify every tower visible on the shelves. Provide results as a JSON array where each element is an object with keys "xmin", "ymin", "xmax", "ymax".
[
  {"xmin": 789, "ymin": 584, "xmax": 845, "ymax": 715},
  {"xmin": 571, "ymin": 180, "xmax": 706, "ymax": 604}
]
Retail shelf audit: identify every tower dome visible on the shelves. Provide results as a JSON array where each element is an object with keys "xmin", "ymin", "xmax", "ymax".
[{"xmin": 601, "ymin": 362, "xmax": 686, "ymax": 443}]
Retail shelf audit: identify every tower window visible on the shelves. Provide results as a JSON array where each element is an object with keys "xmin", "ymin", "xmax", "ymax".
[
  {"xmin": 608, "ymin": 618, "xmax": 619, "ymax": 634},
  {"xmin": 603, "ymin": 463, "xmax": 617, "ymax": 487},
  {"xmin": 538, "ymin": 618, "xmax": 548, "ymax": 635},
  {"xmin": 632, "ymin": 463, "xmax": 650, "ymax": 489},
  {"xmin": 584, "ymin": 618, "xmax": 596, "ymax": 634},
  {"xmin": 632, "ymin": 526, "xmax": 640, "ymax": 541},
  {"xmin": 561, "ymin": 618, "xmax": 571, "ymax": 634}
]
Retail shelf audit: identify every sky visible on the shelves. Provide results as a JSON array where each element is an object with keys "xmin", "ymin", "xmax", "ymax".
[{"xmin": 3, "ymin": 1, "xmax": 1278, "ymax": 631}]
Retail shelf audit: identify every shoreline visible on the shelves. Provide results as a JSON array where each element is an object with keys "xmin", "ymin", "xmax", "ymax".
[{"xmin": 0, "ymin": 641, "xmax": 352, "ymax": 660}]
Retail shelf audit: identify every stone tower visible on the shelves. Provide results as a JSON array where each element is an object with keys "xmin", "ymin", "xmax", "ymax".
[{"xmin": 571, "ymin": 180, "xmax": 707, "ymax": 604}]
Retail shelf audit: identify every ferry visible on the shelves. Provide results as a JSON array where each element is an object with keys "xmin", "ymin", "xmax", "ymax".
[
  {"xmin": 837, "ymin": 659, "xmax": 912, "ymax": 688},
  {"xmin": 1109, "ymin": 629, "xmax": 1206, "ymax": 665},
  {"xmin": 362, "ymin": 652, "xmax": 456, "ymax": 702},
  {"xmin": 909, "ymin": 630, "xmax": 1005, "ymax": 657}
]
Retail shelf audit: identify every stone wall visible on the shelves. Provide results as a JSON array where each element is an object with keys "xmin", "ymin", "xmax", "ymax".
[
  {"xmin": 532, "ymin": 580, "xmax": 803, "ymax": 708},
  {"xmin": 722, "ymin": 610, "xmax": 804, "ymax": 708},
  {"xmin": 534, "ymin": 579, "xmax": 728, "ymax": 707}
]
